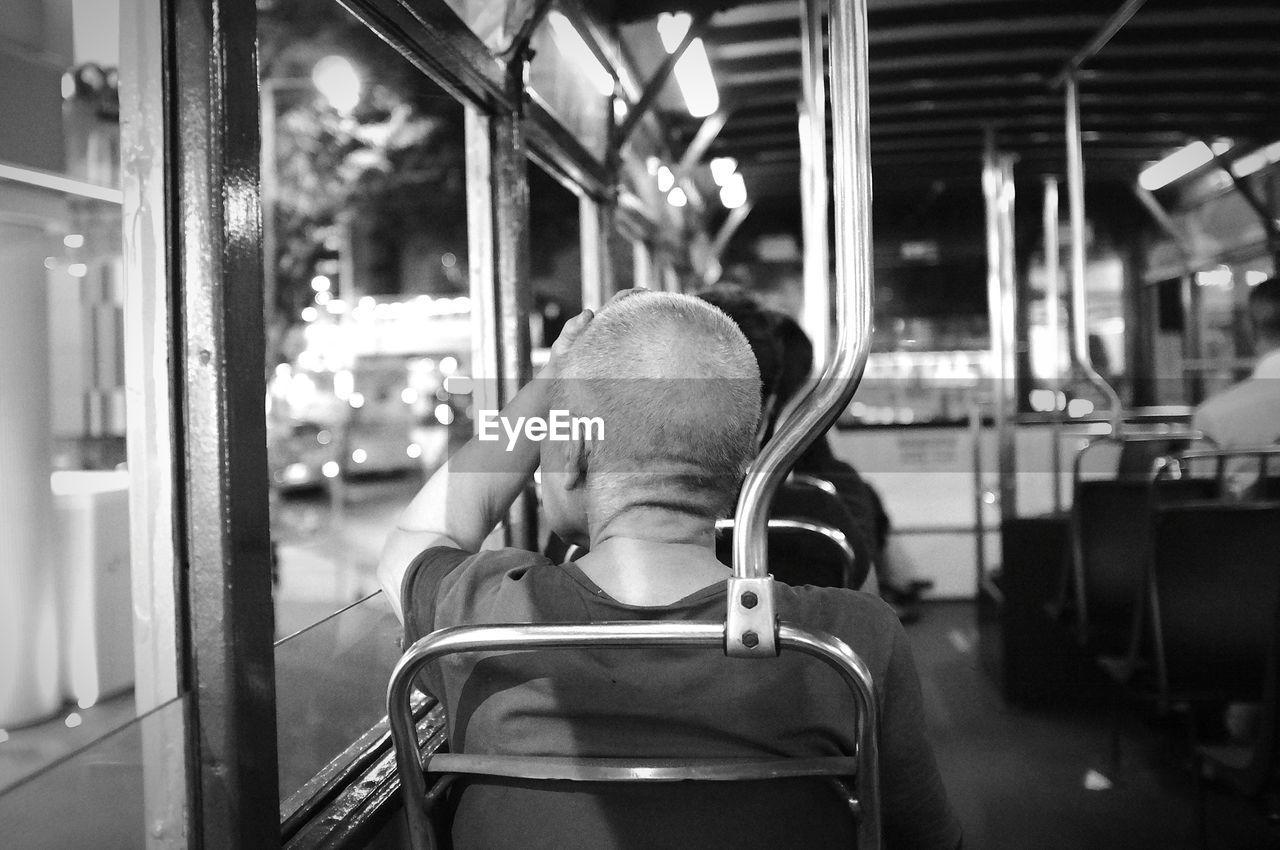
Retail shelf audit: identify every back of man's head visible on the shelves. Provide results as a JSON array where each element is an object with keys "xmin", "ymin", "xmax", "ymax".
[
  {"xmin": 1250, "ymin": 276, "xmax": 1280, "ymax": 352},
  {"xmin": 695, "ymin": 284, "xmax": 784, "ymax": 403},
  {"xmin": 553, "ymin": 292, "xmax": 761, "ymax": 521}
]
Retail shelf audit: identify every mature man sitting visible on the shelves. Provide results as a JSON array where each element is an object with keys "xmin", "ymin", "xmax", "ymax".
[
  {"xmin": 378, "ymin": 290, "xmax": 960, "ymax": 849},
  {"xmin": 1193, "ymin": 276, "xmax": 1280, "ymax": 495}
]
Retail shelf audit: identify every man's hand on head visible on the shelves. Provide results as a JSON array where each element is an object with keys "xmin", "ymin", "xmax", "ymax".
[{"xmin": 544, "ymin": 288, "xmax": 649, "ymax": 378}]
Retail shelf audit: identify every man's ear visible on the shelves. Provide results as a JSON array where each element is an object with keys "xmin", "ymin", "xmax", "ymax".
[
  {"xmin": 756, "ymin": 393, "xmax": 779, "ymax": 449},
  {"xmin": 562, "ymin": 435, "xmax": 589, "ymax": 489}
]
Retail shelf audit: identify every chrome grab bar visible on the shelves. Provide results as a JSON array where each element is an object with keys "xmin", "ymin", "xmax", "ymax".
[
  {"xmin": 1154, "ymin": 446, "xmax": 1280, "ymax": 490},
  {"xmin": 1064, "ymin": 75, "xmax": 1123, "ymax": 434},
  {"xmin": 729, "ymin": 0, "xmax": 873, "ymax": 654},
  {"xmin": 388, "ymin": 621, "xmax": 881, "ymax": 850}
]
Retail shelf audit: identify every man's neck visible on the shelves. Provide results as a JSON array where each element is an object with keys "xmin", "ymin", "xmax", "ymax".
[{"xmin": 573, "ymin": 509, "xmax": 729, "ymax": 607}]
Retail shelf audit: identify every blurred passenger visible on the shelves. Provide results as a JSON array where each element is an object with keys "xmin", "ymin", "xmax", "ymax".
[
  {"xmin": 378, "ymin": 290, "xmax": 961, "ymax": 849},
  {"xmin": 1192, "ymin": 275, "xmax": 1280, "ymax": 495},
  {"xmin": 698, "ymin": 285, "xmax": 933, "ymax": 616}
]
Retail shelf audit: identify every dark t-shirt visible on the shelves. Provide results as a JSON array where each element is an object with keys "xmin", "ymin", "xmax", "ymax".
[{"xmin": 402, "ymin": 546, "xmax": 961, "ymax": 849}]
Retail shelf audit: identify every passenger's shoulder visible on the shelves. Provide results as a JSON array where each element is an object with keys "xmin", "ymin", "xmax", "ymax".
[
  {"xmin": 777, "ymin": 584, "xmax": 901, "ymax": 636},
  {"xmin": 444, "ymin": 546, "xmax": 554, "ymax": 585}
]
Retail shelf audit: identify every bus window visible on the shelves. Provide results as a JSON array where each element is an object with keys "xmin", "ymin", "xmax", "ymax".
[
  {"xmin": 259, "ymin": 0, "xmax": 473, "ymax": 804},
  {"xmin": 529, "ymin": 164, "xmax": 583, "ymax": 348}
]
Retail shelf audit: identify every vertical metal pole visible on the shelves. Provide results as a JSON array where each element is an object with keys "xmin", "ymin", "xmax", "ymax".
[
  {"xmin": 799, "ymin": 0, "xmax": 830, "ymax": 369},
  {"xmin": 466, "ymin": 56, "xmax": 537, "ymax": 550},
  {"xmin": 260, "ymin": 83, "xmax": 278, "ymax": 359},
  {"xmin": 727, "ymin": 0, "xmax": 876, "ymax": 682},
  {"xmin": 1065, "ymin": 74, "xmax": 1123, "ymax": 432},
  {"xmin": 1184, "ymin": 272, "xmax": 1204, "ymax": 402},
  {"xmin": 171, "ymin": 0, "xmax": 279, "ymax": 841},
  {"xmin": 998, "ymin": 155, "xmax": 1017, "ymax": 519},
  {"xmin": 1043, "ymin": 176, "xmax": 1064, "ymax": 513},
  {"xmin": 970, "ymin": 401, "xmax": 986, "ymax": 594},
  {"xmin": 632, "ymin": 238, "xmax": 653, "ymax": 292},
  {"xmin": 579, "ymin": 195, "xmax": 611, "ymax": 310},
  {"xmin": 982, "ymin": 132, "xmax": 1017, "ymax": 522},
  {"xmin": 121, "ymin": 0, "xmax": 186, "ymax": 841}
]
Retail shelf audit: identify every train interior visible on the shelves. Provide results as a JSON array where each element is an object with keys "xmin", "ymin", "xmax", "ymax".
[{"xmin": 1, "ymin": 0, "xmax": 1279, "ymax": 847}]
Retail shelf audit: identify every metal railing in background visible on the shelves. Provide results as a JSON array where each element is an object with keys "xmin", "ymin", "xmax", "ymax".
[
  {"xmin": 799, "ymin": 0, "xmax": 831, "ymax": 368},
  {"xmin": 1064, "ymin": 75, "xmax": 1124, "ymax": 435},
  {"xmin": 982, "ymin": 132, "xmax": 1017, "ymax": 522},
  {"xmin": 1043, "ymin": 176, "xmax": 1066, "ymax": 514}
]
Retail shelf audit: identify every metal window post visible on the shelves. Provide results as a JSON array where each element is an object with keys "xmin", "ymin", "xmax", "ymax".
[
  {"xmin": 465, "ymin": 54, "xmax": 537, "ymax": 551},
  {"xmin": 983, "ymin": 131, "xmax": 1017, "ymax": 522},
  {"xmin": 170, "ymin": 0, "xmax": 279, "ymax": 841},
  {"xmin": 580, "ymin": 194, "xmax": 613, "ymax": 309},
  {"xmin": 1043, "ymin": 176, "xmax": 1064, "ymax": 513}
]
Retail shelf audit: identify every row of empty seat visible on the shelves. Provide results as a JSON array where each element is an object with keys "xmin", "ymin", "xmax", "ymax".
[{"xmin": 1058, "ymin": 437, "xmax": 1280, "ymax": 814}]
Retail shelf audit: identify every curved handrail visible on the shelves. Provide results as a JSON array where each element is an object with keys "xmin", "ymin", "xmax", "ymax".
[
  {"xmin": 387, "ymin": 622, "xmax": 880, "ymax": 850},
  {"xmin": 1155, "ymin": 446, "xmax": 1280, "ymax": 491},
  {"xmin": 1064, "ymin": 75, "xmax": 1123, "ymax": 434},
  {"xmin": 732, "ymin": 0, "xmax": 873, "ymax": 585}
]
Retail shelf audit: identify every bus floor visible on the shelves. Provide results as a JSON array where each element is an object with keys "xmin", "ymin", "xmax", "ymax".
[{"xmin": 913, "ymin": 601, "xmax": 1277, "ymax": 849}]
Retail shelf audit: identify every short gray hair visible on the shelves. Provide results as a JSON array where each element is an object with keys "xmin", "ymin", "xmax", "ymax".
[{"xmin": 552, "ymin": 292, "xmax": 761, "ymax": 520}]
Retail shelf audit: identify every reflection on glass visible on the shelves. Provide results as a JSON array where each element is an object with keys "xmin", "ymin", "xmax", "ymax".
[
  {"xmin": 1, "ymin": 0, "xmax": 152, "ymax": 794},
  {"xmin": 0, "ymin": 695, "xmax": 186, "ymax": 848},
  {"xmin": 275, "ymin": 592, "xmax": 404, "ymax": 800}
]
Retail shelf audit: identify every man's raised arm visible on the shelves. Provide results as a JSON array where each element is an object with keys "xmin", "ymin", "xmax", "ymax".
[{"xmin": 376, "ymin": 307, "xmax": 594, "ymax": 622}]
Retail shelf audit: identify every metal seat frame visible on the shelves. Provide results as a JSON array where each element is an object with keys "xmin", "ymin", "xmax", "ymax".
[{"xmin": 387, "ymin": 621, "xmax": 880, "ymax": 850}]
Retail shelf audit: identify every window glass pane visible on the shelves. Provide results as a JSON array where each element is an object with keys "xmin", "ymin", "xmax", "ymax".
[
  {"xmin": 261, "ymin": 0, "xmax": 471, "ymax": 627},
  {"xmin": 528, "ymin": 15, "xmax": 611, "ymax": 162},
  {"xmin": 274, "ymin": 592, "xmax": 403, "ymax": 800},
  {"xmin": 261, "ymin": 2, "xmax": 476, "ymax": 806},
  {"xmin": 529, "ymin": 165, "xmax": 582, "ymax": 349},
  {"xmin": 1, "ymin": 0, "xmax": 179, "ymax": 816},
  {"xmin": 0, "ymin": 694, "xmax": 186, "ymax": 848}
]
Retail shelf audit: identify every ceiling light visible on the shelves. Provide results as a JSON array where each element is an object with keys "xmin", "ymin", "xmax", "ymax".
[
  {"xmin": 656, "ymin": 13, "xmax": 719, "ymax": 118},
  {"xmin": 719, "ymin": 173, "xmax": 747, "ymax": 209},
  {"xmin": 667, "ymin": 187, "xmax": 688, "ymax": 207},
  {"xmin": 709, "ymin": 157, "xmax": 737, "ymax": 186},
  {"xmin": 657, "ymin": 165, "xmax": 675, "ymax": 193},
  {"xmin": 1138, "ymin": 140, "xmax": 1232, "ymax": 191},
  {"xmin": 1230, "ymin": 140, "xmax": 1280, "ymax": 179}
]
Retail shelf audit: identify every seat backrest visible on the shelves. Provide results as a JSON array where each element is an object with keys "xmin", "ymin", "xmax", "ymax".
[
  {"xmin": 1072, "ymin": 477, "xmax": 1214, "ymax": 650},
  {"xmin": 715, "ymin": 518, "xmax": 858, "ymax": 590},
  {"xmin": 1150, "ymin": 501, "xmax": 1280, "ymax": 702},
  {"xmin": 1116, "ymin": 437, "xmax": 1195, "ymax": 479},
  {"xmin": 770, "ymin": 479, "xmax": 871, "ymax": 588},
  {"xmin": 388, "ymin": 621, "xmax": 882, "ymax": 850},
  {"xmin": 447, "ymin": 775, "xmax": 858, "ymax": 850}
]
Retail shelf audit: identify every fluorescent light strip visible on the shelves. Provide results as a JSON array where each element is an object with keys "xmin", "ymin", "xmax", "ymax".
[
  {"xmin": 719, "ymin": 172, "xmax": 747, "ymax": 209},
  {"xmin": 1138, "ymin": 140, "xmax": 1231, "ymax": 191},
  {"xmin": 657, "ymin": 13, "xmax": 719, "ymax": 119},
  {"xmin": 709, "ymin": 157, "xmax": 737, "ymax": 186},
  {"xmin": 1230, "ymin": 140, "xmax": 1280, "ymax": 179}
]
